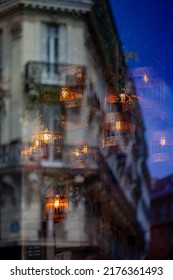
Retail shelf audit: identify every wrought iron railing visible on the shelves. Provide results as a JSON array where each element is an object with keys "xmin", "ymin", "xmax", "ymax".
[
  {"xmin": 25, "ymin": 61, "xmax": 86, "ymax": 94},
  {"xmin": 0, "ymin": 140, "xmax": 21, "ymax": 167}
]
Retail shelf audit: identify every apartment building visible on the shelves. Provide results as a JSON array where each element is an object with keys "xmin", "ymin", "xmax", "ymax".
[
  {"xmin": 130, "ymin": 67, "xmax": 173, "ymax": 177},
  {"xmin": 0, "ymin": 0, "xmax": 150, "ymax": 259},
  {"xmin": 149, "ymin": 175, "xmax": 173, "ymax": 259}
]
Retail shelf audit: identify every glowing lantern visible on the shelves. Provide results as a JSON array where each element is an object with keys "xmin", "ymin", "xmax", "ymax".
[
  {"xmin": 60, "ymin": 86, "xmax": 69, "ymax": 101},
  {"xmin": 42, "ymin": 130, "xmax": 51, "ymax": 144},
  {"xmin": 120, "ymin": 93, "xmax": 126, "ymax": 103},
  {"xmin": 102, "ymin": 82, "xmax": 136, "ymax": 152},
  {"xmin": 115, "ymin": 121, "xmax": 121, "ymax": 131},
  {"xmin": 35, "ymin": 139, "xmax": 40, "ymax": 147},
  {"xmin": 75, "ymin": 148, "xmax": 80, "ymax": 157},
  {"xmin": 160, "ymin": 137, "xmax": 166, "ymax": 146},
  {"xmin": 82, "ymin": 144, "xmax": 88, "ymax": 154},
  {"xmin": 143, "ymin": 74, "xmax": 149, "ymax": 83},
  {"xmin": 54, "ymin": 199, "xmax": 59, "ymax": 208}
]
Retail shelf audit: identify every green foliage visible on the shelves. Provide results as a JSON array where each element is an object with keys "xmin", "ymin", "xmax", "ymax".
[{"xmin": 25, "ymin": 85, "xmax": 61, "ymax": 111}]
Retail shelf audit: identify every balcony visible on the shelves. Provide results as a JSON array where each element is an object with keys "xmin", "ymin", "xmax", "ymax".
[
  {"xmin": 0, "ymin": 0, "xmax": 92, "ymax": 13},
  {"xmin": 63, "ymin": 145, "xmax": 99, "ymax": 170},
  {"xmin": 23, "ymin": 61, "xmax": 100, "ymax": 170},
  {"xmin": 0, "ymin": 139, "xmax": 63, "ymax": 168},
  {"xmin": 0, "ymin": 140, "xmax": 21, "ymax": 168},
  {"xmin": 20, "ymin": 137, "xmax": 100, "ymax": 170},
  {"xmin": 25, "ymin": 61, "xmax": 86, "ymax": 95}
]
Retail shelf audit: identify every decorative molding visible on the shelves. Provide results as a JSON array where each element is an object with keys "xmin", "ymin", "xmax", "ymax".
[
  {"xmin": 0, "ymin": 0, "xmax": 92, "ymax": 14},
  {"xmin": 10, "ymin": 22, "xmax": 22, "ymax": 40}
]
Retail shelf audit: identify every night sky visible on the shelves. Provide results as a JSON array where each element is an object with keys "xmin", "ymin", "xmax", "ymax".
[
  {"xmin": 109, "ymin": 0, "xmax": 173, "ymax": 86},
  {"xmin": 109, "ymin": 0, "xmax": 173, "ymax": 178}
]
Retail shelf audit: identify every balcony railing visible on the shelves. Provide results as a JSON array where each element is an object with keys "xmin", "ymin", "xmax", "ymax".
[
  {"xmin": 63, "ymin": 145, "xmax": 99, "ymax": 170},
  {"xmin": 0, "ymin": 141, "xmax": 99, "ymax": 171},
  {"xmin": 25, "ymin": 62, "xmax": 86, "ymax": 94},
  {"xmin": 0, "ymin": 140, "xmax": 21, "ymax": 167}
]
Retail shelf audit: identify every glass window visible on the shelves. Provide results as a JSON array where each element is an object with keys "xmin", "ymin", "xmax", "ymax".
[
  {"xmin": 159, "ymin": 204, "xmax": 166, "ymax": 221},
  {"xmin": 0, "ymin": 30, "xmax": 2, "ymax": 78},
  {"xmin": 41, "ymin": 24, "xmax": 67, "ymax": 64}
]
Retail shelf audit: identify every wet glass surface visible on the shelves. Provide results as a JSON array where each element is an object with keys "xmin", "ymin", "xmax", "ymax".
[{"xmin": 0, "ymin": 0, "xmax": 152, "ymax": 260}]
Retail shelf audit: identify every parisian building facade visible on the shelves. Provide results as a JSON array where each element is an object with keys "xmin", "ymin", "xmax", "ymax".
[
  {"xmin": 0, "ymin": 0, "xmax": 150, "ymax": 259},
  {"xmin": 130, "ymin": 67, "xmax": 173, "ymax": 178},
  {"xmin": 149, "ymin": 175, "xmax": 173, "ymax": 259}
]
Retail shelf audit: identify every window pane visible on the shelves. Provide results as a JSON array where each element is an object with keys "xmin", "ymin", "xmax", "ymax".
[{"xmin": 0, "ymin": 30, "xmax": 2, "ymax": 77}]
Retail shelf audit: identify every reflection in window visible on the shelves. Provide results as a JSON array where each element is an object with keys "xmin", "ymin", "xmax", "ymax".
[{"xmin": 160, "ymin": 137, "xmax": 166, "ymax": 146}]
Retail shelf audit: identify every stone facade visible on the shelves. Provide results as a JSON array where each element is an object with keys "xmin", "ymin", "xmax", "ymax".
[{"xmin": 0, "ymin": 0, "xmax": 150, "ymax": 259}]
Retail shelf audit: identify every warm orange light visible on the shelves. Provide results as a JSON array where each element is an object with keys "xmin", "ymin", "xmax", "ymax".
[
  {"xmin": 21, "ymin": 146, "xmax": 32, "ymax": 156},
  {"xmin": 116, "ymin": 121, "xmax": 121, "ymax": 131},
  {"xmin": 43, "ymin": 132, "xmax": 51, "ymax": 144},
  {"xmin": 60, "ymin": 86, "xmax": 69, "ymax": 100},
  {"xmin": 32, "ymin": 131, "xmax": 61, "ymax": 145},
  {"xmin": 143, "ymin": 74, "xmax": 149, "ymax": 83},
  {"xmin": 54, "ymin": 200, "xmax": 59, "ymax": 208},
  {"xmin": 160, "ymin": 137, "xmax": 166, "ymax": 146},
  {"xmin": 105, "ymin": 95, "xmax": 116, "ymax": 103},
  {"xmin": 75, "ymin": 148, "xmax": 80, "ymax": 157},
  {"xmin": 35, "ymin": 139, "xmax": 39, "ymax": 147},
  {"xmin": 120, "ymin": 93, "xmax": 126, "ymax": 103},
  {"xmin": 82, "ymin": 144, "xmax": 88, "ymax": 154}
]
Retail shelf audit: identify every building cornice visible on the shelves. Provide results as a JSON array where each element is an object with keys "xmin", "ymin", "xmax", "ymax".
[{"xmin": 0, "ymin": 0, "xmax": 93, "ymax": 14}]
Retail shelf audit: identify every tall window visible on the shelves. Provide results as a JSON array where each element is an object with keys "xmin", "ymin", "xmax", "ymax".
[
  {"xmin": 0, "ymin": 30, "xmax": 2, "ymax": 79},
  {"xmin": 0, "ymin": 30, "xmax": 2, "ymax": 146},
  {"xmin": 46, "ymin": 25, "xmax": 58, "ymax": 64},
  {"xmin": 41, "ymin": 24, "xmax": 67, "ymax": 83},
  {"xmin": 42, "ymin": 24, "xmax": 67, "ymax": 64}
]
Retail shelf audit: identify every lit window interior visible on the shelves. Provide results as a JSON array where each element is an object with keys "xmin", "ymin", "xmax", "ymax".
[
  {"xmin": 143, "ymin": 74, "xmax": 149, "ymax": 83},
  {"xmin": 116, "ymin": 121, "xmax": 121, "ymax": 131},
  {"xmin": 160, "ymin": 137, "xmax": 166, "ymax": 146}
]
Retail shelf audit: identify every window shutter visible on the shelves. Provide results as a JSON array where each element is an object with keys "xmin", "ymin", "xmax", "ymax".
[
  {"xmin": 58, "ymin": 25, "xmax": 67, "ymax": 64},
  {"xmin": 0, "ymin": 31, "xmax": 2, "ymax": 76},
  {"xmin": 41, "ymin": 23, "xmax": 48, "ymax": 62}
]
